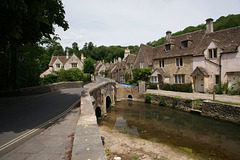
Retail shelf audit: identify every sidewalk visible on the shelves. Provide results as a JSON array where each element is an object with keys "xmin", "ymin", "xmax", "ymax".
[{"xmin": 146, "ymin": 89, "xmax": 240, "ymax": 104}]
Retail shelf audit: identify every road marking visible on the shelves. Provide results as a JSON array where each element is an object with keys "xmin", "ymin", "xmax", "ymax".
[{"xmin": 0, "ymin": 99, "xmax": 80, "ymax": 152}]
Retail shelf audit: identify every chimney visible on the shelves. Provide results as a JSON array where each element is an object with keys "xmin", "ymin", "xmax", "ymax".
[
  {"xmin": 118, "ymin": 57, "xmax": 121, "ymax": 62},
  {"xmin": 166, "ymin": 31, "xmax": 172, "ymax": 41},
  {"xmin": 124, "ymin": 47, "xmax": 130, "ymax": 59},
  {"xmin": 66, "ymin": 49, "xmax": 69, "ymax": 59},
  {"xmin": 206, "ymin": 18, "xmax": 214, "ymax": 33}
]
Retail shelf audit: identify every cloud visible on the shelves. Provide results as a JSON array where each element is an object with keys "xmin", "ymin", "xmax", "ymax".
[{"xmin": 55, "ymin": 0, "xmax": 240, "ymax": 48}]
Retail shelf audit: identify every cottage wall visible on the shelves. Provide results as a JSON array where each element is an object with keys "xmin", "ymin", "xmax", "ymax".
[
  {"xmin": 134, "ymin": 48, "xmax": 149, "ymax": 69},
  {"xmin": 64, "ymin": 55, "xmax": 83, "ymax": 70},
  {"xmin": 153, "ymin": 55, "xmax": 193, "ymax": 84}
]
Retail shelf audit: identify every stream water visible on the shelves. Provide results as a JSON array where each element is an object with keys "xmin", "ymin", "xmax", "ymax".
[{"xmin": 98, "ymin": 101, "xmax": 240, "ymax": 160}]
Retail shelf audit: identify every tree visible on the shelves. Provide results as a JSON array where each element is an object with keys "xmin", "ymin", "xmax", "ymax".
[
  {"xmin": 0, "ymin": 0, "xmax": 69, "ymax": 89},
  {"xmin": 83, "ymin": 57, "xmax": 95, "ymax": 74},
  {"xmin": 132, "ymin": 68, "xmax": 152, "ymax": 82}
]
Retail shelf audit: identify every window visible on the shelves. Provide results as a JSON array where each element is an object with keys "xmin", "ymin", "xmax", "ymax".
[
  {"xmin": 159, "ymin": 59, "xmax": 164, "ymax": 68},
  {"xmin": 181, "ymin": 40, "xmax": 188, "ymax": 48},
  {"xmin": 140, "ymin": 62, "xmax": 144, "ymax": 69},
  {"xmin": 174, "ymin": 75, "xmax": 185, "ymax": 84},
  {"xmin": 56, "ymin": 63, "xmax": 60, "ymax": 68},
  {"xmin": 176, "ymin": 58, "xmax": 183, "ymax": 66},
  {"xmin": 215, "ymin": 75, "xmax": 219, "ymax": 84},
  {"xmin": 151, "ymin": 76, "xmax": 158, "ymax": 83},
  {"xmin": 72, "ymin": 63, "xmax": 77, "ymax": 68},
  {"xmin": 165, "ymin": 44, "xmax": 171, "ymax": 51},
  {"xmin": 208, "ymin": 48, "xmax": 217, "ymax": 59}
]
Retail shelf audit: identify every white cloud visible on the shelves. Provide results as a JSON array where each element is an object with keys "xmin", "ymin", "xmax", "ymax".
[{"xmin": 55, "ymin": 0, "xmax": 240, "ymax": 48}]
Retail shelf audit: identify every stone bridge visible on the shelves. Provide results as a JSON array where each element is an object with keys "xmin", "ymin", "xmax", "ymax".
[{"xmin": 71, "ymin": 80, "xmax": 145, "ymax": 160}]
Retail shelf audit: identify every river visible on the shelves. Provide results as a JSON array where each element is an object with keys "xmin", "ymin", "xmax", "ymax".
[{"xmin": 98, "ymin": 100, "xmax": 240, "ymax": 160}]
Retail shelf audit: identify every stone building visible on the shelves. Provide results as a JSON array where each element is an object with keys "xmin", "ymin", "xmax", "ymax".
[
  {"xmin": 134, "ymin": 44, "xmax": 154, "ymax": 69},
  {"xmin": 40, "ymin": 50, "xmax": 84, "ymax": 77}
]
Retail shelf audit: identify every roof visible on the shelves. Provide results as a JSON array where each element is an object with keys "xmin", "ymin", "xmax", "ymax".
[
  {"xmin": 126, "ymin": 53, "xmax": 137, "ymax": 64},
  {"xmin": 191, "ymin": 66, "xmax": 209, "ymax": 77},
  {"xmin": 49, "ymin": 56, "xmax": 70, "ymax": 66},
  {"xmin": 151, "ymin": 68, "xmax": 170, "ymax": 78},
  {"xmin": 153, "ymin": 30, "xmax": 206, "ymax": 59},
  {"xmin": 139, "ymin": 44, "xmax": 154, "ymax": 65},
  {"xmin": 194, "ymin": 26, "xmax": 240, "ymax": 56}
]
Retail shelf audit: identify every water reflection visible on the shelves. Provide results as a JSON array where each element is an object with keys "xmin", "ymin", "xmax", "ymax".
[{"xmin": 99, "ymin": 101, "xmax": 240, "ymax": 160}]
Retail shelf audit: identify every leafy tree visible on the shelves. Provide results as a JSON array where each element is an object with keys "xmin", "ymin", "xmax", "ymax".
[
  {"xmin": 0, "ymin": 0, "xmax": 69, "ymax": 89},
  {"xmin": 132, "ymin": 68, "xmax": 152, "ymax": 82},
  {"xmin": 83, "ymin": 57, "xmax": 95, "ymax": 74}
]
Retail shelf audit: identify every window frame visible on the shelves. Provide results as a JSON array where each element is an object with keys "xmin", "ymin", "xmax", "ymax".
[
  {"xmin": 71, "ymin": 63, "xmax": 77, "ymax": 68},
  {"xmin": 176, "ymin": 57, "xmax": 183, "ymax": 67},
  {"xmin": 159, "ymin": 59, "xmax": 165, "ymax": 68},
  {"xmin": 174, "ymin": 74, "xmax": 185, "ymax": 84},
  {"xmin": 165, "ymin": 44, "xmax": 171, "ymax": 51},
  {"xmin": 208, "ymin": 48, "xmax": 217, "ymax": 59},
  {"xmin": 56, "ymin": 63, "xmax": 60, "ymax": 68},
  {"xmin": 140, "ymin": 62, "xmax": 144, "ymax": 69},
  {"xmin": 181, "ymin": 40, "xmax": 188, "ymax": 48}
]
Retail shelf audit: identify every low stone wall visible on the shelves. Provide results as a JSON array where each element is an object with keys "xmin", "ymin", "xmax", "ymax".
[
  {"xmin": 146, "ymin": 93, "xmax": 240, "ymax": 124},
  {"xmin": 202, "ymin": 100, "xmax": 240, "ymax": 123},
  {"xmin": 150, "ymin": 94, "xmax": 193, "ymax": 111},
  {"xmin": 0, "ymin": 81, "xmax": 84, "ymax": 97}
]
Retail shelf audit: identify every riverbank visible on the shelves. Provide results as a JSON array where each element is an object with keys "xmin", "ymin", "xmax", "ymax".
[{"xmin": 99, "ymin": 126, "xmax": 207, "ymax": 160}]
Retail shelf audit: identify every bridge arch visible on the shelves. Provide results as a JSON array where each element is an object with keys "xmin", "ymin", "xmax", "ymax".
[
  {"xmin": 95, "ymin": 106, "xmax": 102, "ymax": 118},
  {"xmin": 106, "ymin": 96, "xmax": 111, "ymax": 109},
  {"xmin": 128, "ymin": 95, "xmax": 133, "ymax": 100}
]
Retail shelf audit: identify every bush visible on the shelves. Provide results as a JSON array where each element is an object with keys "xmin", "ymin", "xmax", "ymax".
[
  {"xmin": 40, "ymin": 74, "xmax": 58, "ymax": 85},
  {"xmin": 147, "ymin": 84, "xmax": 158, "ymax": 89},
  {"xmin": 163, "ymin": 83, "xmax": 193, "ymax": 93},
  {"xmin": 145, "ymin": 93, "xmax": 152, "ymax": 103},
  {"xmin": 214, "ymin": 84, "xmax": 223, "ymax": 94},
  {"xmin": 159, "ymin": 97, "xmax": 166, "ymax": 106},
  {"xmin": 82, "ymin": 73, "xmax": 91, "ymax": 82}
]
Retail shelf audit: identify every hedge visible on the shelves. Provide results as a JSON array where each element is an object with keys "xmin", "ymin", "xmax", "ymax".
[{"xmin": 163, "ymin": 83, "xmax": 193, "ymax": 93}]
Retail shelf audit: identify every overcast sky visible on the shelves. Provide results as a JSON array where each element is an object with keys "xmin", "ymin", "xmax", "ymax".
[{"xmin": 55, "ymin": 0, "xmax": 240, "ymax": 49}]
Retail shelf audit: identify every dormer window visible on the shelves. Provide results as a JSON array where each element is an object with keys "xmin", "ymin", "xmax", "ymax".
[
  {"xmin": 181, "ymin": 40, "xmax": 188, "ymax": 48},
  {"xmin": 165, "ymin": 44, "xmax": 171, "ymax": 51},
  {"xmin": 56, "ymin": 63, "xmax": 60, "ymax": 68},
  {"xmin": 208, "ymin": 48, "xmax": 217, "ymax": 59},
  {"xmin": 72, "ymin": 63, "xmax": 77, "ymax": 68}
]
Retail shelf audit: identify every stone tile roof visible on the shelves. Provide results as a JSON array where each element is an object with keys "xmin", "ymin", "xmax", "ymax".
[
  {"xmin": 140, "ymin": 44, "xmax": 154, "ymax": 65},
  {"xmin": 153, "ymin": 30, "xmax": 206, "ymax": 59},
  {"xmin": 194, "ymin": 26, "xmax": 240, "ymax": 56},
  {"xmin": 49, "ymin": 56, "xmax": 70, "ymax": 66},
  {"xmin": 191, "ymin": 66, "xmax": 209, "ymax": 77},
  {"xmin": 153, "ymin": 68, "xmax": 170, "ymax": 78},
  {"xmin": 126, "ymin": 53, "xmax": 137, "ymax": 64}
]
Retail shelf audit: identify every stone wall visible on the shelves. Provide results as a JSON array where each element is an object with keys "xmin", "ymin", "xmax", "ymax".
[
  {"xmin": 150, "ymin": 94, "xmax": 193, "ymax": 111},
  {"xmin": 202, "ymin": 100, "xmax": 240, "ymax": 123},
  {"xmin": 116, "ymin": 84, "xmax": 145, "ymax": 101},
  {"xmin": 0, "ymin": 81, "xmax": 84, "ymax": 97}
]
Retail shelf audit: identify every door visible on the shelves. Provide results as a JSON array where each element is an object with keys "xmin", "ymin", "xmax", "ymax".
[
  {"xmin": 195, "ymin": 75, "xmax": 204, "ymax": 92},
  {"xmin": 228, "ymin": 75, "xmax": 239, "ymax": 90}
]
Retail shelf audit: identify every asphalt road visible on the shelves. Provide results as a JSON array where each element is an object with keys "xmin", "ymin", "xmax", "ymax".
[
  {"xmin": 0, "ymin": 76, "xmax": 110, "ymax": 156},
  {"xmin": 0, "ymin": 88, "xmax": 85, "ymax": 155}
]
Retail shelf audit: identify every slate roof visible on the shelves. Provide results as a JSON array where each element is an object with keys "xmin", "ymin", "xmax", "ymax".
[
  {"xmin": 194, "ymin": 26, "xmax": 240, "ymax": 56},
  {"xmin": 153, "ymin": 68, "xmax": 170, "ymax": 78},
  {"xmin": 126, "ymin": 53, "xmax": 137, "ymax": 64},
  {"xmin": 49, "ymin": 56, "xmax": 70, "ymax": 66},
  {"xmin": 140, "ymin": 44, "xmax": 154, "ymax": 65},
  {"xmin": 191, "ymin": 66, "xmax": 209, "ymax": 77},
  {"xmin": 153, "ymin": 30, "xmax": 206, "ymax": 59}
]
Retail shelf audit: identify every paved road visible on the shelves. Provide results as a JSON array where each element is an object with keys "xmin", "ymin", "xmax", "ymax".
[{"xmin": 0, "ymin": 76, "xmax": 110, "ymax": 157}]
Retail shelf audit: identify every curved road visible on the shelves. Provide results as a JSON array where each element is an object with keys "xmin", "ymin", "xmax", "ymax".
[{"xmin": 0, "ymin": 76, "xmax": 109, "ymax": 156}]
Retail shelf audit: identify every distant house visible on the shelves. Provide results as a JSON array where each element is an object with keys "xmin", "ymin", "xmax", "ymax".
[
  {"xmin": 40, "ymin": 50, "xmax": 85, "ymax": 77},
  {"xmin": 134, "ymin": 44, "xmax": 154, "ymax": 69}
]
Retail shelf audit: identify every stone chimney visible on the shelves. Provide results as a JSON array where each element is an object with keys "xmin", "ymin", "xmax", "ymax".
[
  {"xmin": 124, "ymin": 47, "xmax": 130, "ymax": 59},
  {"xmin": 206, "ymin": 18, "xmax": 214, "ymax": 34},
  {"xmin": 118, "ymin": 57, "xmax": 121, "ymax": 62},
  {"xmin": 166, "ymin": 31, "xmax": 172, "ymax": 41},
  {"xmin": 66, "ymin": 49, "xmax": 69, "ymax": 59}
]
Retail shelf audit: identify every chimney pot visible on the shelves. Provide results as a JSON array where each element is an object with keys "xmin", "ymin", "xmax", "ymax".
[{"xmin": 206, "ymin": 18, "xmax": 214, "ymax": 33}]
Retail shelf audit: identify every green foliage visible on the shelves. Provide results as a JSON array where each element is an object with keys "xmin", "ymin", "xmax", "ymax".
[
  {"xmin": 223, "ymin": 82, "xmax": 229, "ymax": 94},
  {"xmin": 125, "ymin": 72, "xmax": 130, "ymax": 82},
  {"xmin": 40, "ymin": 68, "xmax": 90, "ymax": 85},
  {"xmin": 214, "ymin": 84, "xmax": 223, "ymax": 94},
  {"xmin": 163, "ymin": 83, "xmax": 193, "ymax": 93},
  {"xmin": 57, "ymin": 68, "xmax": 84, "ymax": 82},
  {"xmin": 159, "ymin": 97, "xmax": 166, "ymax": 106},
  {"xmin": 145, "ymin": 93, "xmax": 152, "ymax": 103},
  {"xmin": 132, "ymin": 68, "xmax": 152, "ymax": 82},
  {"xmin": 147, "ymin": 84, "xmax": 158, "ymax": 89},
  {"xmin": 83, "ymin": 57, "xmax": 95, "ymax": 74},
  {"xmin": 40, "ymin": 74, "xmax": 58, "ymax": 85},
  {"xmin": 173, "ymin": 98, "xmax": 178, "ymax": 106}
]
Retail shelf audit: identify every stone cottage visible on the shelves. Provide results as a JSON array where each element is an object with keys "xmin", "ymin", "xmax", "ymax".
[{"xmin": 40, "ymin": 50, "xmax": 85, "ymax": 77}]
